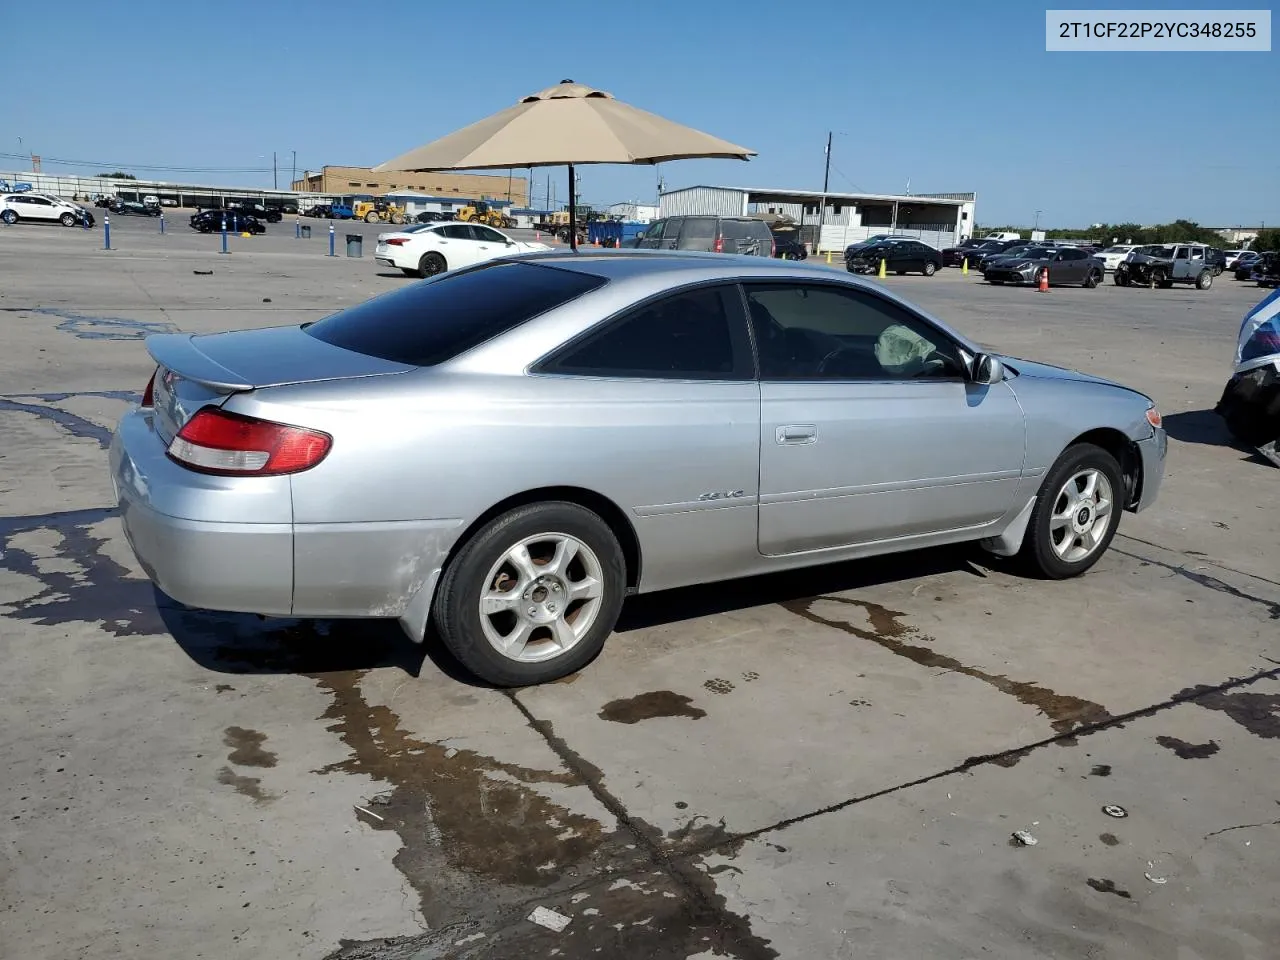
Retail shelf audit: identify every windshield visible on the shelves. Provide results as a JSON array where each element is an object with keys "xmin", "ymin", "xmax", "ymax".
[
  {"xmin": 1018, "ymin": 247, "xmax": 1053, "ymax": 259},
  {"xmin": 1138, "ymin": 245, "xmax": 1175, "ymax": 258},
  {"xmin": 1102, "ymin": 246, "xmax": 1131, "ymax": 253}
]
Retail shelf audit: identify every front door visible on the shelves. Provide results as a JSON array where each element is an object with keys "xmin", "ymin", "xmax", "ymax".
[
  {"xmin": 26, "ymin": 196, "xmax": 57, "ymax": 221},
  {"xmin": 745, "ymin": 281, "xmax": 1026, "ymax": 556},
  {"xmin": 470, "ymin": 224, "xmax": 514, "ymax": 264}
]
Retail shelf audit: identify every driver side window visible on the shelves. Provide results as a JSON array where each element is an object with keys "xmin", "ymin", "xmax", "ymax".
[{"xmin": 744, "ymin": 283, "xmax": 965, "ymax": 381}]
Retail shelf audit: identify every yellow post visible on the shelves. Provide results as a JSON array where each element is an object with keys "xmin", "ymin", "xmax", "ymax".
[
  {"xmin": 962, "ymin": 257, "xmax": 969, "ymax": 276},
  {"xmin": 825, "ymin": 250, "xmax": 832, "ymax": 265},
  {"xmin": 878, "ymin": 257, "xmax": 887, "ymax": 279}
]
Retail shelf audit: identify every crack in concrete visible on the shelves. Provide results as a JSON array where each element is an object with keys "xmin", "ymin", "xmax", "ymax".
[{"xmin": 1112, "ymin": 546, "xmax": 1280, "ymax": 620}]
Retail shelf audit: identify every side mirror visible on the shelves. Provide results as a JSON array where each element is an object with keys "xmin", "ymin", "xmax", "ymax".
[{"xmin": 971, "ymin": 353, "xmax": 1005, "ymax": 385}]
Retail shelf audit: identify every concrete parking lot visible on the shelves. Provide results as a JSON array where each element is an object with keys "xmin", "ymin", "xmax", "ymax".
[{"xmin": 2, "ymin": 216, "xmax": 1278, "ymax": 960}]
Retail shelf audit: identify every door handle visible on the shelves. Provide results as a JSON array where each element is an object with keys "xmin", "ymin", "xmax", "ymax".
[{"xmin": 776, "ymin": 424, "xmax": 817, "ymax": 444}]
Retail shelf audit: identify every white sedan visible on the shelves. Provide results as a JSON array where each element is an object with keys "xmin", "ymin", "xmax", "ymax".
[
  {"xmin": 1096, "ymin": 244, "xmax": 1137, "ymax": 272},
  {"xmin": 375, "ymin": 222, "xmax": 550, "ymax": 277}
]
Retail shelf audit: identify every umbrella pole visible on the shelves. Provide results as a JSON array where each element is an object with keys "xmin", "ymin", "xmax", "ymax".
[{"xmin": 567, "ymin": 163, "xmax": 577, "ymax": 252}]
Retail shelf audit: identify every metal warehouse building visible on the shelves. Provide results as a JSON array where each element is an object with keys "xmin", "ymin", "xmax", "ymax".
[{"xmin": 659, "ymin": 186, "xmax": 976, "ymax": 252}]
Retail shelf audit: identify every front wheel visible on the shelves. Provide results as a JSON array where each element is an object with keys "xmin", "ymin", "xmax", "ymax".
[
  {"xmin": 1083, "ymin": 269, "xmax": 1099, "ymax": 288},
  {"xmin": 922, "ymin": 261, "xmax": 937, "ymax": 276},
  {"xmin": 1195, "ymin": 269, "xmax": 1213, "ymax": 290},
  {"xmin": 364, "ymin": 211, "xmax": 378, "ymax": 223},
  {"xmin": 1114, "ymin": 272, "xmax": 1128, "ymax": 286},
  {"xmin": 432, "ymin": 502, "xmax": 627, "ymax": 686},
  {"xmin": 60, "ymin": 212, "xmax": 76, "ymax": 227},
  {"xmin": 1019, "ymin": 443, "xmax": 1124, "ymax": 579}
]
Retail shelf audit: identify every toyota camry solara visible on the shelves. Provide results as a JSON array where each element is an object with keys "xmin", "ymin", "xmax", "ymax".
[{"xmin": 110, "ymin": 252, "xmax": 1166, "ymax": 686}]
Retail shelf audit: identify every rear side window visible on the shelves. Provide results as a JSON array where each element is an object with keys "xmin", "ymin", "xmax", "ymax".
[
  {"xmin": 679, "ymin": 218, "xmax": 716, "ymax": 240},
  {"xmin": 305, "ymin": 262, "xmax": 606, "ymax": 366},
  {"xmin": 540, "ymin": 285, "xmax": 745, "ymax": 380}
]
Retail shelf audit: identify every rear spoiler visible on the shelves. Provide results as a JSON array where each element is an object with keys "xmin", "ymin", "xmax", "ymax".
[{"xmin": 145, "ymin": 333, "xmax": 254, "ymax": 392}]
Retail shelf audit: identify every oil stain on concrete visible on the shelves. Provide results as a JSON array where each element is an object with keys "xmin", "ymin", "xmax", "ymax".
[
  {"xmin": 216, "ymin": 767, "xmax": 275, "ymax": 804},
  {"xmin": 1155, "ymin": 735, "xmax": 1220, "ymax": 759},
  {"xmin": 1179, "ymin": 685, "xmax": 1280, "ymax": 739},
  {"xmin": 598, "ymin": 691, "xmax": 707, "ymax": 724},
  {"xmin": 223, "ymin": 726, "xmax": 277, "ymax": 767},
  {"xmin": 783, "ymin": 595, "xmax": 1112, "ymax": 734},
  {"xmin": 1086, "ymin": 878, "xmax": 1133, "ymax": 899}
]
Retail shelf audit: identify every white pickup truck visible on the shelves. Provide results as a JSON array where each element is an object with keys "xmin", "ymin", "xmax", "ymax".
[{"xmin": 982, "ymin": 231, "xmax": 1022, "ymax": 242}]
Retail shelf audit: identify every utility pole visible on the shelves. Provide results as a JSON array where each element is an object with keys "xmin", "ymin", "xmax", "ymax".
[
  {"xmin": 273, "ymin": 152, "xmax": 277, "ymax": 190},
  {"xmin": 814, "ymin": 131, "xmax": 832, "ymax": 255},
  {"xmin": 291, "ymin": 150, "xmax": 296, "ymax": 190}
]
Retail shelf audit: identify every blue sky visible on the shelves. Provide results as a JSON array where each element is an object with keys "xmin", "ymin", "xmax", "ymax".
[{"xmin": 5, "ymin": 0, "xmax": 1276, "ymax": 226}]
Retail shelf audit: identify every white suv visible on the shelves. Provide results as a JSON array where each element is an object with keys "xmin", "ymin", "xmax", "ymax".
[{"xmin": 1, "ymin": 193, "xmax": 90, "ymax": 227}]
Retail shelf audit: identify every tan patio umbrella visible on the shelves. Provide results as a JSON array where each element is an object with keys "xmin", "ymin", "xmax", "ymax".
[{"xmin": 373, "ymin": 79, "xmax": 755, "ymax": 251}]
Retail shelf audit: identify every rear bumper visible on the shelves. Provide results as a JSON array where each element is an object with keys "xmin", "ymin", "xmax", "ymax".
[{"xmin": 110, "ymin": 408, "xmax": 463, "ymax": 622}]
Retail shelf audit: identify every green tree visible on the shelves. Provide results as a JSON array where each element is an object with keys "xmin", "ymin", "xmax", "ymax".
[
  {"xmin": 1251, "ymin": 228, "xmax": 1280, "ymax": 252},
  {"xmin": 97, "ymin": 171, "xmax": 137, "ymax": 180}
]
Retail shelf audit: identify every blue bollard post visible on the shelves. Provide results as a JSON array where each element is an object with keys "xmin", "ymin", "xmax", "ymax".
[
  {"xmin": 159, "ymin": 213, "xmax": 165, "ymax": 235},
  {"xmin": 295, "ymin": 218, "xmax": 300, "ymax": 239},
  {"xmin": 220, "ymin": 215, "xmax": 229, "ymax": 255},
  {"xmin": 104, "ymin": 215, "xmax": 111, "ymax": 250},
  {"xmin": 328, "ymin": 221, "xmax": 336, "ymax": 257}
]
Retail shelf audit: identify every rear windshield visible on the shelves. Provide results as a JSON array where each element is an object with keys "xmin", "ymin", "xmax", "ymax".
[
  {"xmin": 679, "ymin": 218, "xmax": 717, "ymax": 240},
  {"xmin": 304, "ymin": 261, "xmax": 606, "ymax": 366}
]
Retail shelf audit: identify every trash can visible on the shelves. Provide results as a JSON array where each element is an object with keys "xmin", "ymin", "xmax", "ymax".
[
  {"xmin": 300, "ymin": 225, "xmax": 311, "ymax": 239},
  {"xmin": 346, "ymin": 234, "xmax": 363, "ymax": 258}
]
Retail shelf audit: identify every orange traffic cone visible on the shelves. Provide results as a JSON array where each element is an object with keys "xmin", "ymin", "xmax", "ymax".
[{"xmin": 1038, "ymin": 267, "xmax": 1049, "ymax": 292}]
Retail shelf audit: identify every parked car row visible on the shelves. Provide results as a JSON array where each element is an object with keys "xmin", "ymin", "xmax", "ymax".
[{"xmin": 189, "ymin": 210, "xmax": 267, "ymax": 235}]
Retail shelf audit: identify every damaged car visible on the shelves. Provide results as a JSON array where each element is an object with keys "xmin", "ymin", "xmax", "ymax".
[
  {"xmin": 1114, "ymin": 243, "xmax": 1216, "ymax": 290},
  {"xmin": 1215, "ymin": 290, "xmax": 1280, "ymax": 467}
]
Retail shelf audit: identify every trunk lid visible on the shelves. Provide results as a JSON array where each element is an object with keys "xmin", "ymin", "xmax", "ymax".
[{"xmin": 145, "ymin": 325, "xmax": 413, "ymax": 442}]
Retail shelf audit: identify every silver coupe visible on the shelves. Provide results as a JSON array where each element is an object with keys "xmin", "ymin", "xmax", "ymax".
[{"xmin": 110, "ymin": 252, "xmax": 1166, "ymax": 685}]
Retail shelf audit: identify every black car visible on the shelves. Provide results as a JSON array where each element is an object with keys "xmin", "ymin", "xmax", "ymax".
[
  {"xmin": 111, "ymin": 199, "xmax": 162, "ymax": 217},
  {"xmin": 303, "ymin": 205, "xmax": 332, "ymax": 218},
  {"xmin": 189, "ymin": 209, "xmax": 266, "ymax": 234},
  {"xmin": 233, "ymin": 203, "xmax": 283, "ymax": 222},
  {"xmin": 1205, "ymin": 247, "xmax": 1227, "ymax": 276},
  {"xmin": 1253, "ymin": 251, "xmax": 1280, "ymax": 288},
  {"xmin": 941, "ymin": 237, "xmax": 989, "ymax": 267},
  {"xmin": 846, "ymin": 240, "xmax": 942, "ymax": 276},
  {"xmin": 969, "ymin": 239, "xmax": 1030, "ymax": 271},
  {"xmin": 771, "ymin": 231, "xmax": 808, "ymax": 260},
  {"xmin": 984, "ymin": 246, "xmax": 1103, "ymax": 287}
]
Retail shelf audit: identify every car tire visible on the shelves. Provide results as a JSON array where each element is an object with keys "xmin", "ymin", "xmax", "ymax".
[
  {"xmin": 418, "ymin": 252, "xmax": 447, "ymax": 278},
  {"xmin": 1114, "ymin": 272, "xmax": 1127, "ymax": 286},
  {"xmin": 432, "ymin": 501, "xmax": 627, "ymax": 686},
  {"xmin": 60, "ymin": 213, "xmax": 76, "ymax": 227},
  {"xmin": 1018, "ymin": 443, "xmax": 1124, "ymax": 580},
  {"xmin": 1083, "ymin": 269, "xmax": 1099, "ymax": 288},
  {"xmin": 1, "ymin": 210, "xmax": 17, "ymax": 224},
  {"xmin": 1195, "ymin": 269, "xmax": 1213, "ymax": 290},
  {"xmin": 922, "ymin": 261, "xmax": 937, "ymax": 276}
]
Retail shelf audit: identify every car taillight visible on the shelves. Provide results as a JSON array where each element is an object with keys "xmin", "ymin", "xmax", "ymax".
[
  {"xmin": 713, "ymin": 237, "xmax": 724, "ymax": 253},
  {"xmin": 167, "ymin": 408, "xmax": 332, "ymax": 476},
  {"xmin": 1145, "ymin": 406, "xmax": 1163, "ymax": 429},
  {"xmin": 385, "ymin": 238, "xmax": 408, "ymax": 246},
  {"xmin": 771, "ymin": 238, "xmax": 776, "ymax": 257},
  {"xmin": 141, "ymin": 367, "xmax": 157, "ymax": 407}
]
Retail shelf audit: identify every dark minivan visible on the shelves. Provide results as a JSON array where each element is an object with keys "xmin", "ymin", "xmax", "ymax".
[{"xmin": 637, "ymin": 216, "xmax": 775, "ymax": 256}]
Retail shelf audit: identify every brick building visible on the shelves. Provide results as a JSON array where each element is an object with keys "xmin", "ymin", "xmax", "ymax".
[{"xmin": 292, "ymin": 166, "xmax": 528, "ymax": 205}]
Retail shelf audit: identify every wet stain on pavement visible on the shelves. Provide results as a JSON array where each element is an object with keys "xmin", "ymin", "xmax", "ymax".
[
  {"xmin": 223, "ymin": 726, "xmax": 277, "ymax": 768},
  {"xmin": 598, "ymin": 691, "xmax": 706, "ymax": 724},
  {"xmin": 783, "ymin": 596, "xmax": 1112, "ymax": 735},
  {"xmin": 1099, "ymin": 833, "xmax": 1121, "ymax": 846},
  {"xmin": 0, "ymin": 509, "xmax": 169, "ymax": 637},
  {"xmin": 1155, "ymin": 735, "xmax": 1220, "ymax": 759},
  {"xmin": 1112, "ymin": 547, "xmax": 1280, "ymax": 620},
  {"xmin": 1091, "ymin": 764, "xmax": 1113, "ymax": 777},
  {"xmin": 310, "ymin": 669, "xmax": 608, "ymax": 924},
  {"xmin": 216, "ymin": 767, "xmax": 275, "ymax": 804},
  {"xmin": 1086, "ymin": 878, "xmax": 1132, "ymax": 899},
  {"xmin": 1179, "ymin": 685, "xmax": 1280, "ymax": 739},
  {"xmin": 16, "ymin": 306, "xmax": 179, "ymax": 341},
  {"xmin": 0, "ymin": 397, "xmax": 115, "ymax": 448}
]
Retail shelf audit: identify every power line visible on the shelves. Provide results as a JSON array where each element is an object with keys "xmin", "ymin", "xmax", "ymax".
[{"xmin": 0, "ymin": 151, "xmax": 301, "ymax": 174}]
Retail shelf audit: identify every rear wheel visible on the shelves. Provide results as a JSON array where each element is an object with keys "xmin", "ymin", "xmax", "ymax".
[
  {"xmin": 418, "ymin": 251, "xmax": 447, "ymax": 278},
  {"xmin": 432, "ymin": 502, "xmax": 626, "ymax": 686},
  {"xmin": 1019, "ymin": 443, "xmax": 1124, "ymax": 579},
  {"xmin": 364, "ymin": 211, "xmax": 378, "ymax": 223},
  {"xmin": 1, "ymin": 210, "xmax": 17, "ymax": 224},
  {"xmin": 922, "ymin": 261, "xmax": 937, "ymax": 276},
  {"xmin": 1195, "ymin": 269, "xmax": 1213, "ymax": 290}
]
